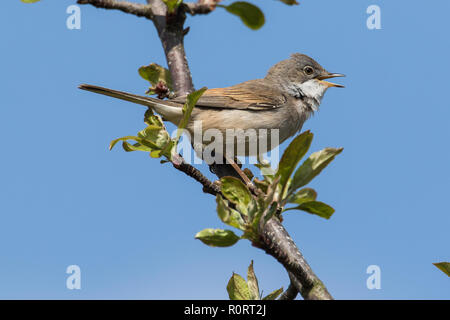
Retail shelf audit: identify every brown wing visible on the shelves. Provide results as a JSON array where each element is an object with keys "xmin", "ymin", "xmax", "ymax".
[{"xmin": 171, "ymin": 79, "xmax": 287, "ymax": 111}]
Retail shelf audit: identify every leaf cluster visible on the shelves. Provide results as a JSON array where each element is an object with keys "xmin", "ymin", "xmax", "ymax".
[
  {"xmin": 110, "ymin": 74, "xmax": 206, "ymax": 162},
  {"xmin": 226, "ymin": 261, "xmax": 283, "ymax": 300},
  {"xmin": 195, "ymin": 131, "xmax": 343, "ymax": 248}
]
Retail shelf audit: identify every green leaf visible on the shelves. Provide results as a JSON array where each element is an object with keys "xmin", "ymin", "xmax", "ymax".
[
  {"xmin": 247, "ymin": 261, "xmax": 260, "ymax": 300},
  {"xmin": 248, "ymin": 193, "xmax": 269, "ymax": 237},
  {"xmin": 287, "ymin": 201, "xmax": 335, "ymax": 219},
  {"xmin": 263, "ymin": 202, "xmax": 278, "ymax": 224},
  {"xmin": 291, "ymin": 147, "xmax": 343, "ymax": 192},
  {"xmin": 278, "ymin": 0, "xmax": 299, "ymax": 5},
  {"xmin": 288, "ymin": 188, "xmax": 317, "ymax": 205},
  {"xmin": 262, "ymin": 287, "xmax": 283, "ymax": 300},
  {"xmin": 109, "ymin": 111, "xmax": 177, "ymax": 160},
  {"xmin": 176, "ymin": 87, "xmax": 207, "ymax": 142},
  {"xmin": 227, "ymin": 273, "xmax": 250, "ymax": 300},
  {"xmin": 220, "ymin": 2, "xmax": 265, "ymax": 30},
  {"xmin": 138, "ymin": 125, "xmax": 171, "ymax": 149},
  {"xmin": 138, "ymin": 63, "xmax": 173, "ymax": 91},
  {"xmin": 144, "ymin": 110, "xmax": 162, "ymax": 126},
  {"xmin": 276, "ymin": 131, "xmax": 313, "ymax": 200},
  {"xmin": 255, "ymin": 157, "xmax": 276, "ymax": 179},
  {"xmin": 220, "ymin": 177, "xmax": 252, "ymax": 216},
  {"xmin": 195, "ymin": 228, "xmax": 240, "ymax": 247},
  {"xmin": 109, "ymin": 136, "xmax": 141, "ymax": 151},
  {"xmin": 21, "ymin": 0, "xmax": 41, "ymax": 3},
  {"xmin": 162, "ymin": 0, "xmax": 183, "ymax": 14},
  {"xmin": 122, "ymin": 141, "xmax": 153, "ymax": 152},
  {"xmin": 253, "ymin": 178, "xmax": 269, "ymax": 194},
  {"xmin": 433, "ymin": 262, "xmax": 450, "ymax": 277},
  {"xmin": 216, "ymin": 195, "xmax": 245, "ymax": 231},
  {"xmin": 247, "ymin": 197, "xmax": 259, "ymax": 222}
]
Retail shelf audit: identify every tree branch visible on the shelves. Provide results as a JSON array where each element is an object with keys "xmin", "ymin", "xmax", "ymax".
[
  {"xmin": 147, "ymin": 0, "xmax": 194, "ymax": 97},
  {"xmin": 170, "ymin": 155, "xmax": 333, "ymax": 299},
  {"xmin": 257, "ymin": 219, "xmax": 333, "ymax": 300},
  {"xmin": 77, "ymin": 0, "xmax": 154, "ymax": 19},
  {"xmin": 278, "ymin": 276, "xmax": 299, "ymax": 300},
  {"xmin": 86, "ymin": 0, "xmax": 334, "ymax": 300},
  {"xmin": 171, "ymin": 156, "xmax": 221, "ymax": 196}
]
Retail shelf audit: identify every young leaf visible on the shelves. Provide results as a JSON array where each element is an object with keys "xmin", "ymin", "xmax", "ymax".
[
  {"xmin": 109, "ymin": 136, "xmax": 141, "ymax": 151},
  {"xmin": 291, "ymin": 147, "xmax": 343, "ymax": 192},
  {"xmin": 216, "ymin": 195, "xmax": 246, "ymax": 230},
  {"xmin": 21, "ymin": 0, "xmax": 41, "ymax": 3},
  {"xmin": 253, "ymin": 178, "xmax": 269, "ymax": 194},
  {"xmin": 122, "ymin": 141, "xmax": 153, "ymax": 152},
  {"xmin": 246, "ymin": 197, "xmax": 259, "ymax": 223},
  {"xmin": 255, "ymin": 157, "xmax": 276, "ymax": 180},
  {"xmin": 138, "ymin": 63, "xmax": 173, "ymax": 91},
  {"xmin": 247, "ymin": 261, "xmax": 260, "ymax": 300},
  {"xmin": 219, "ymin": 2, "xmax": 265, "ymax": 30},
  {"xmin": 163, "ymin": 0, "xmax": 183, "ymax": 14},
  {"xmin": 227, "ymin": 273, "xmax": 250, "ymax": 300},
  {"xmin": 176, "ymin": 87, "xmax": 207, "ymax": 142},
  {"xmin": 138, "ymin": 125, "xmax": 171, "ymax": 149},
  {"xmin": 276, "ymin": 131, "xmax": 313, "ymax": 200},
  {"xmin": 262, "ymin": 287, "xmax": 283, "ymax": 300},
  {"xmin": 220, "ymin": 177, "xmax": 252, "ymax": 216},
  {"xmin": 433, "ymin": 262, "xmax": 450, "ymax": 277},
  {"xmin": 286, "ymin": 201, "xmax": 335, "ymax": 219},
  {"xmin": 195, "ymin": 228, "xmax": 240, "ymax": 247},
  {"xmin": 248, "ymin": 195, "xmax": 265, "ymax": 236},
  {"xmin": 263, "ymin": 202, "xmax": 278, "ymax": 225},
  {"xmin": 144, "ymin": 111, "xmax": 163, "ymax": 127},
  {"xmin": 288, "ymin": 188, "xmax": 317, "ymax": 205}
]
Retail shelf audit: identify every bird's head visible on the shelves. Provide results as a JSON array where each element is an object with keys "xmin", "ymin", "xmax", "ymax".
[{"xmin": 265, "ymin": 53, "xmax": 345, "ymax": 110}]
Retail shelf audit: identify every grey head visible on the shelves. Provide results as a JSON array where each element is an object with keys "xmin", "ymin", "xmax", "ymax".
[{"xmin": 265, "ymin": 53, "xmax": 344, "ymax": 111}]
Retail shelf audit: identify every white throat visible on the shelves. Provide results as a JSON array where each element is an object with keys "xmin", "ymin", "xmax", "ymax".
[{"xmin": 287, "ymin": 79, "xmax": 329, "ymax": 112}]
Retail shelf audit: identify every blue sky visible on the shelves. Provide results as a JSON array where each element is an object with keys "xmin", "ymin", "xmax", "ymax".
[{"xmin": 0, "ymin": 0, "xmax": 448, "ymax": 299}]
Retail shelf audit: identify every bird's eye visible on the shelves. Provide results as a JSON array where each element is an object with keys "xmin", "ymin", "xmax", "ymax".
[{"xmin": 303, "ymin": 66, "xmax": 314, "ymax": 75}]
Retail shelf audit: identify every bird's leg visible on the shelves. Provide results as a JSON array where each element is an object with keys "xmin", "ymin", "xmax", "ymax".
[{"xmin": 223, "ymin": 155, "xmax": 263, "ymax": 197}]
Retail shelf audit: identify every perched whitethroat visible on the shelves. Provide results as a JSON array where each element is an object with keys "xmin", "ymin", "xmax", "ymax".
[{"xmin": 79, "ymin": 53, "xmax": 344, "ymax": 158}]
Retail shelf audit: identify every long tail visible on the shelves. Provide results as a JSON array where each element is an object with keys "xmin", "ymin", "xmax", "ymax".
[{"xmin": 78, "ymin": 84, "xmax": 183, "ymax": 123}]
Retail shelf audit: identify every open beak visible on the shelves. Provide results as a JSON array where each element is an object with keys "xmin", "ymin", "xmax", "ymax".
[{"xmin": 317, "ymin": 73, "xmax": 345, "ymax": 88}]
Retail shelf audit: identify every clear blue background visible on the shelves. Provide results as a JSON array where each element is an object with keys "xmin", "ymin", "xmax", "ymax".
[{"xmin": 0, "ymin": 0, "xmax": 448, "ymax": 299}]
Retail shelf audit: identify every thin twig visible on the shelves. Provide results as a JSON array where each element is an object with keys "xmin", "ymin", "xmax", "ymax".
[
  {"xmin": 171, "ymin": 157, "xmax": 221, "ymax": 196},
  {"xmin": 77, "ymin": 0, "xmax": 154, "ymax": 19},
  {"xmin": 278, "ymin": 277, "xmax": 299, "ymax": 300}
]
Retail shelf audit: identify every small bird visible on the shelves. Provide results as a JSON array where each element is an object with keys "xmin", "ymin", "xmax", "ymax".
[{"xmin": 79, "ymin": 53, "xmax": 344, "ymax": 158}]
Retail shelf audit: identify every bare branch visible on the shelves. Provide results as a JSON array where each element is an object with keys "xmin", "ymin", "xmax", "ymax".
[
  {"xmin": 278, "ymin": 275, "xmax": 299, "ymax": 300},
  {"xmin": 77, "ymin": 0, "xmax": 154, "ymax": 19},
  {"xmin": 257, "ymin": 219, "xmax": 333, "ymax": 300},
  {"xmin": 171, "ymin": 155, "xmax": 221, "ymax": 196}
]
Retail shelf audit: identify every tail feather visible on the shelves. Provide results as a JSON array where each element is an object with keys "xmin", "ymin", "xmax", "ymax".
[{"xmin": 78, "ymin": 84, "xmax": 183, "ymax": 123}]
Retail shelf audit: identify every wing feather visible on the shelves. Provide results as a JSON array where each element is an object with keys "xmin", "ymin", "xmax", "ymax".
[{"xmin": 171, "ymin": 80, "xmax": 287, "ymax": 111}]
